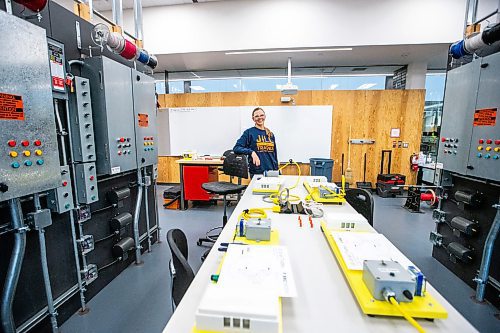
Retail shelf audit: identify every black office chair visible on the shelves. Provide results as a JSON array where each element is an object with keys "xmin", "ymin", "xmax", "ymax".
[
  {"xmin": 197, "ymin": 151, "xmax": 248, "ymax": 247},
  {"xmin": 345, "ymin": 188, "xmax": 375, "ymax": 226},
  {"xmin": 167, "ymin": 229, "xmax": 195, "ymax": 309}
]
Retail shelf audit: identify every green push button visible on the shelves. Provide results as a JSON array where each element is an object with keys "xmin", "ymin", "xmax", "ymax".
[
  {"xmin": 24, "ymin": 160, "xmax": 32, "ymax": 166},
  {"xmin": 11, "ymin": 162, "xmax": 20, "ymax": 169},
  {"xmin": 36, "ymin": 159, "xmax": 44, "ymax": 165}
]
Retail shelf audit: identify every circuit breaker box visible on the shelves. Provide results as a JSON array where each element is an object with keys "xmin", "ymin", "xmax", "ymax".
[
  {"xmin": 81, "ymin": 56, "xmax": 138, "ymax": 175},
  {"xmin": 0, "ymin": 11, "xmax": 61, "ymax": 202},
  {"xmin": 132, "ymin": 70, "xmax": 158, "ymax": 167}
]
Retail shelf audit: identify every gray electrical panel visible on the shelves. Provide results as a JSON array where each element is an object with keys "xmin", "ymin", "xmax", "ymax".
[
  {"xmin": 81, "ymin": 56, "xmax": 138, "ymax": 175},
  {"xmin": 75, "ymin": 163, "xmax": 99, "ymax": 204},
  {"xmin": 437, "ymin": 61, "xmax": 480, "ymax": 174},
  {"xmin": 0, "ymin": 11, "xmax": 61, "ymax": 202},
  {"xmin": 132, "ymin": 70, "xmax": 158, "ymax": 167},
  {"xmin": 466, "ymin": 53, "xmax": 500, "ymax": 181},
  {"xmin": 437, "ymin": 52, "xmax": 500, "ymax": 181},
  {"xmin": 69, "ymin": 77, "xmax": 97, "ymax": 163},
  {"xmin": 47, "ymin": 166, "xmax": 74, "ymax": 213}
]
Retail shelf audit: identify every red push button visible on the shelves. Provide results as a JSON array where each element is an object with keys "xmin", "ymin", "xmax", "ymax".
[
  {"xmin": 495, "ymin": 140, "xmax": 500, "ymax": 145},
  {"xmin": 479, "ymin": 139, "xmax": 484, "ymax": 144},
  {"xmin": 119, "ymin": 137, "xmax": 125, "ymax": 143},
  {"xmin": 90, "ymin": 175, "xmax": 95, "ymax": 181},
  {"xmin": 34, "ymin": 140, "xmax": 41, "ymax": 146},
  {"xmin": 441, "ymin": 137, "xmax": 446, "ymax": 142},
  {"xmin": 21, "ymin": 140, "xmax": 29, "ymax": 147},
  {"xmin": 62, "ymin": 181, "xmax": 68, "ymax": 187},
  {"xmin": 486, "ymin": 139, "xmax": 493, "ymax": 144},
  {"xmin": 8, "ymin": 140, "xmax": 16, "ymax": 147}
]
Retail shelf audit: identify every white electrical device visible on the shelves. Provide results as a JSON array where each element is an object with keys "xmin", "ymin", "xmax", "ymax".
[
  {"xmin": 252, "ymin": 177, "xmax": 285, "ymax": 194},
  {"xmin": 196, "ymin": 284, "xmax": 280, "ymax": 333},
  {"xmin": 324, "ymin": 212, "xmax": 372, "ymax": 232},
  {"xmin": 303, "ymin": 176, "xmax": 328, "ymax": 185}
]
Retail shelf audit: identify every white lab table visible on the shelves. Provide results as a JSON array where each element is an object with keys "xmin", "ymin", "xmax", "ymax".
[{"xmin": 163, "ymin": 176, "xmax": 477, "ymax": 333}]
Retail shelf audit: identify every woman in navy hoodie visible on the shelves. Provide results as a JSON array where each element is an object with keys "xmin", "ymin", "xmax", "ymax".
[{"xmin": 233, "ymin": 107, "xmax": 278, "ymax": 177}]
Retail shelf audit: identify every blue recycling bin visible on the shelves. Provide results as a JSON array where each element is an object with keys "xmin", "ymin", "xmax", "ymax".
[{"xmin": 309, "ymin": 158, "xmax": 334, "ymax": 182}]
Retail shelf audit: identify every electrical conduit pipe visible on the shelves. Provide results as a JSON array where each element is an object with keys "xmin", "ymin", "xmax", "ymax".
[
  {"xmin": 1, "ymin": 199, "xmax": 27, "ymax": 333},
  {"xmin": 475, "ymin": 204, "xmax": 500, "ymax": 301},
  {"xmin": 133, "ymin": 170, "xmax": 144, "ymax": 264},
  {"xmin": 450, "ymin": 22, "xmax": 500, "ymax": 58}
]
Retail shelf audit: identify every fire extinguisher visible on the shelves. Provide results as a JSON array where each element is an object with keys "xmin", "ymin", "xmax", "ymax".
[{"xmin": 410, "ymin": 153, "xmax": 419, "ymax": 172}]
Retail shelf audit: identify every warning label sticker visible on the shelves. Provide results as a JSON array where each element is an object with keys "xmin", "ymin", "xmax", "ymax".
[
  {"xmin": 138, "ymin": 113, "xmax": 149, "ymax": 127},
  {"xmin": 473, "ymin": 108, "xmax": 497, "ymax": 126},
  {"xmin": 0, "ymin": 93, "xmax": 24, "ymax": 120}
]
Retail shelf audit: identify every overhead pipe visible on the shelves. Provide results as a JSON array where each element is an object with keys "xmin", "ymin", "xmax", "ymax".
[
  {"xmin": 450, "ymin": 22, "xmax": 500, "ymax": 59},
  {"xmin": 33, "ymin": 194, "xmax": 59, "ymax": 333},
  {"xmin": 1, "ymin": 198, "xmax": 27, "ymax": 333},
  {"xmin": 92, "ymin": 24, "xmax": 158, "ymax": 69},
  {"xmin": 13, "ymin": 0, "xmax": 47, "ymax": 12},
  {"xmin": 474, "ymin": 204, "xmax": 500, "ymax": 302},
  {"xmin": 133, "ymin": 169, "xmax": 144, "ymax": 265},
  {"xmin": 112, "ymin": 0, "xmax": 123, "ymax": 27},
  {"xmin": 133, "ymin": 0, "xmax": 144, "ymax": 43}
]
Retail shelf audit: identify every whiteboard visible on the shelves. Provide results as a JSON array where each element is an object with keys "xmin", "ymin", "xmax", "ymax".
[
  {"xmin": 167, "ymin": 107, "xmax": 241, "ymax": 156},
  {"xmin": 159, "ymin": 105, "xmax": 333, "ymax": 163},
  {"xmin": 240, "ymin": 106, "xmax": 333, "ymax": 163}
]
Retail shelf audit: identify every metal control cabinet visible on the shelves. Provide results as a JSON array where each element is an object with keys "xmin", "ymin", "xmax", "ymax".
[
  {"xmin": 437, "ymin": 52, "xmax": 500, "ymax": 182},
  {"xmin": 466, "ymin": 53, "xmax": 500, "ymax": 181},
  {"xmin": 81, "ymin": 56, "xmax": 138, "ymax": 175},
  {"xmin": 75, "ymin": 162, "xmax": 99, "ymax": 204},
  {"xmin": 132, "ymin": 70, "xmax": 158, "ymax": 167},
  {"xmin": 47, "ymin": 166, "xmax": 74, "ymax": 213},
  {"xmin": 69, "ymin": 77, "xmax": 97, "ymax": 163},
  {"xmin": 437, "ymin": 61, "xmax": 480, "ymax": 174},
  {"xmin": 0, "ymin": 11, "xmax": 61, "ymax": 202}
]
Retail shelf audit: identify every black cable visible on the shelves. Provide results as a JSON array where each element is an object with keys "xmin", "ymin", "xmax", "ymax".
[
  {"xmin": 97, "ymin": 258, "xmax": 121, "ymax": 272},
  {"xmin": 163, "ymin": 196, "xmax": 180, "ymax": 208},
  {"xmin": 94, "ymin": 232, "xmax": 118, "ymax": 244}
]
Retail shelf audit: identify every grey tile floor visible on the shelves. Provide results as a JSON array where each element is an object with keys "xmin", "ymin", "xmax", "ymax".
[{"xmin": 61, "ymin": 187, "xmax": 499, "ymax": 333}]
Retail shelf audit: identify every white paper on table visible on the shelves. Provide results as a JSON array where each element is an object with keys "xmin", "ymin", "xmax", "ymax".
[
  {"xmin": 217, "ymin": 245, "xmax": 297, "ymax": 298},
  {"xmin": 331, "ymin": 231, "xmax": 414, "ymax": 270}
]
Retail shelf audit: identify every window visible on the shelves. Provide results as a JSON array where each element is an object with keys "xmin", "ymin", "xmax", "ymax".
[{"xmin": 421, "ymin": 73, "xmax": 446, "ymax": 158}]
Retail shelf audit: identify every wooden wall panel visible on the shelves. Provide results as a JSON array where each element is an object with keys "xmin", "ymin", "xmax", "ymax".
[
  {"xmin": 158, "ymin": 90, "xmax": 424, "ymax": 187},
  {"xmin": 158, "ymin": 156, "xmax": 181, "ymax": 183}
]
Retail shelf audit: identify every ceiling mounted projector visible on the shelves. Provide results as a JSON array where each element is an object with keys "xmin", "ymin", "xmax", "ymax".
[
  {"xmin": 282, "ymin": 57, "xmax": 298, "ymax": 95},
  {"xmin": 281, "ymin": 83, "xmax": 298, "ymax": 95}
]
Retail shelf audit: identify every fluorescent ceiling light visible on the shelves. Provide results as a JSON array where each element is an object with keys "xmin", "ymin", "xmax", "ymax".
[
  {"xmin": 190, "ymin": 85, "xmax": 205, "ymax": 91},
  {"xmin": 329, "ymin": 84, "xmax": 339, "ymax": 90},
  {"xmin": 356, "ymin": 83, "xmax": 377, "ymax": 90},
  {"xmin": 225, "ymin": 47, "xmax": 352, "ymax": 55}
]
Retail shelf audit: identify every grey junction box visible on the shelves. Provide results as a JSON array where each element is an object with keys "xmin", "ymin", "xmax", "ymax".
[{"xmin": 362, "ymin": 260, "xmax": 415, "ymax": 303}]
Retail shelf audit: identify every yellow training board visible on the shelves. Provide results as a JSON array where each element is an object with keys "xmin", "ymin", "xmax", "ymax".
[{"xmin": 320, "ymin": 221, "xmax": 448, "ymax": 319}]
